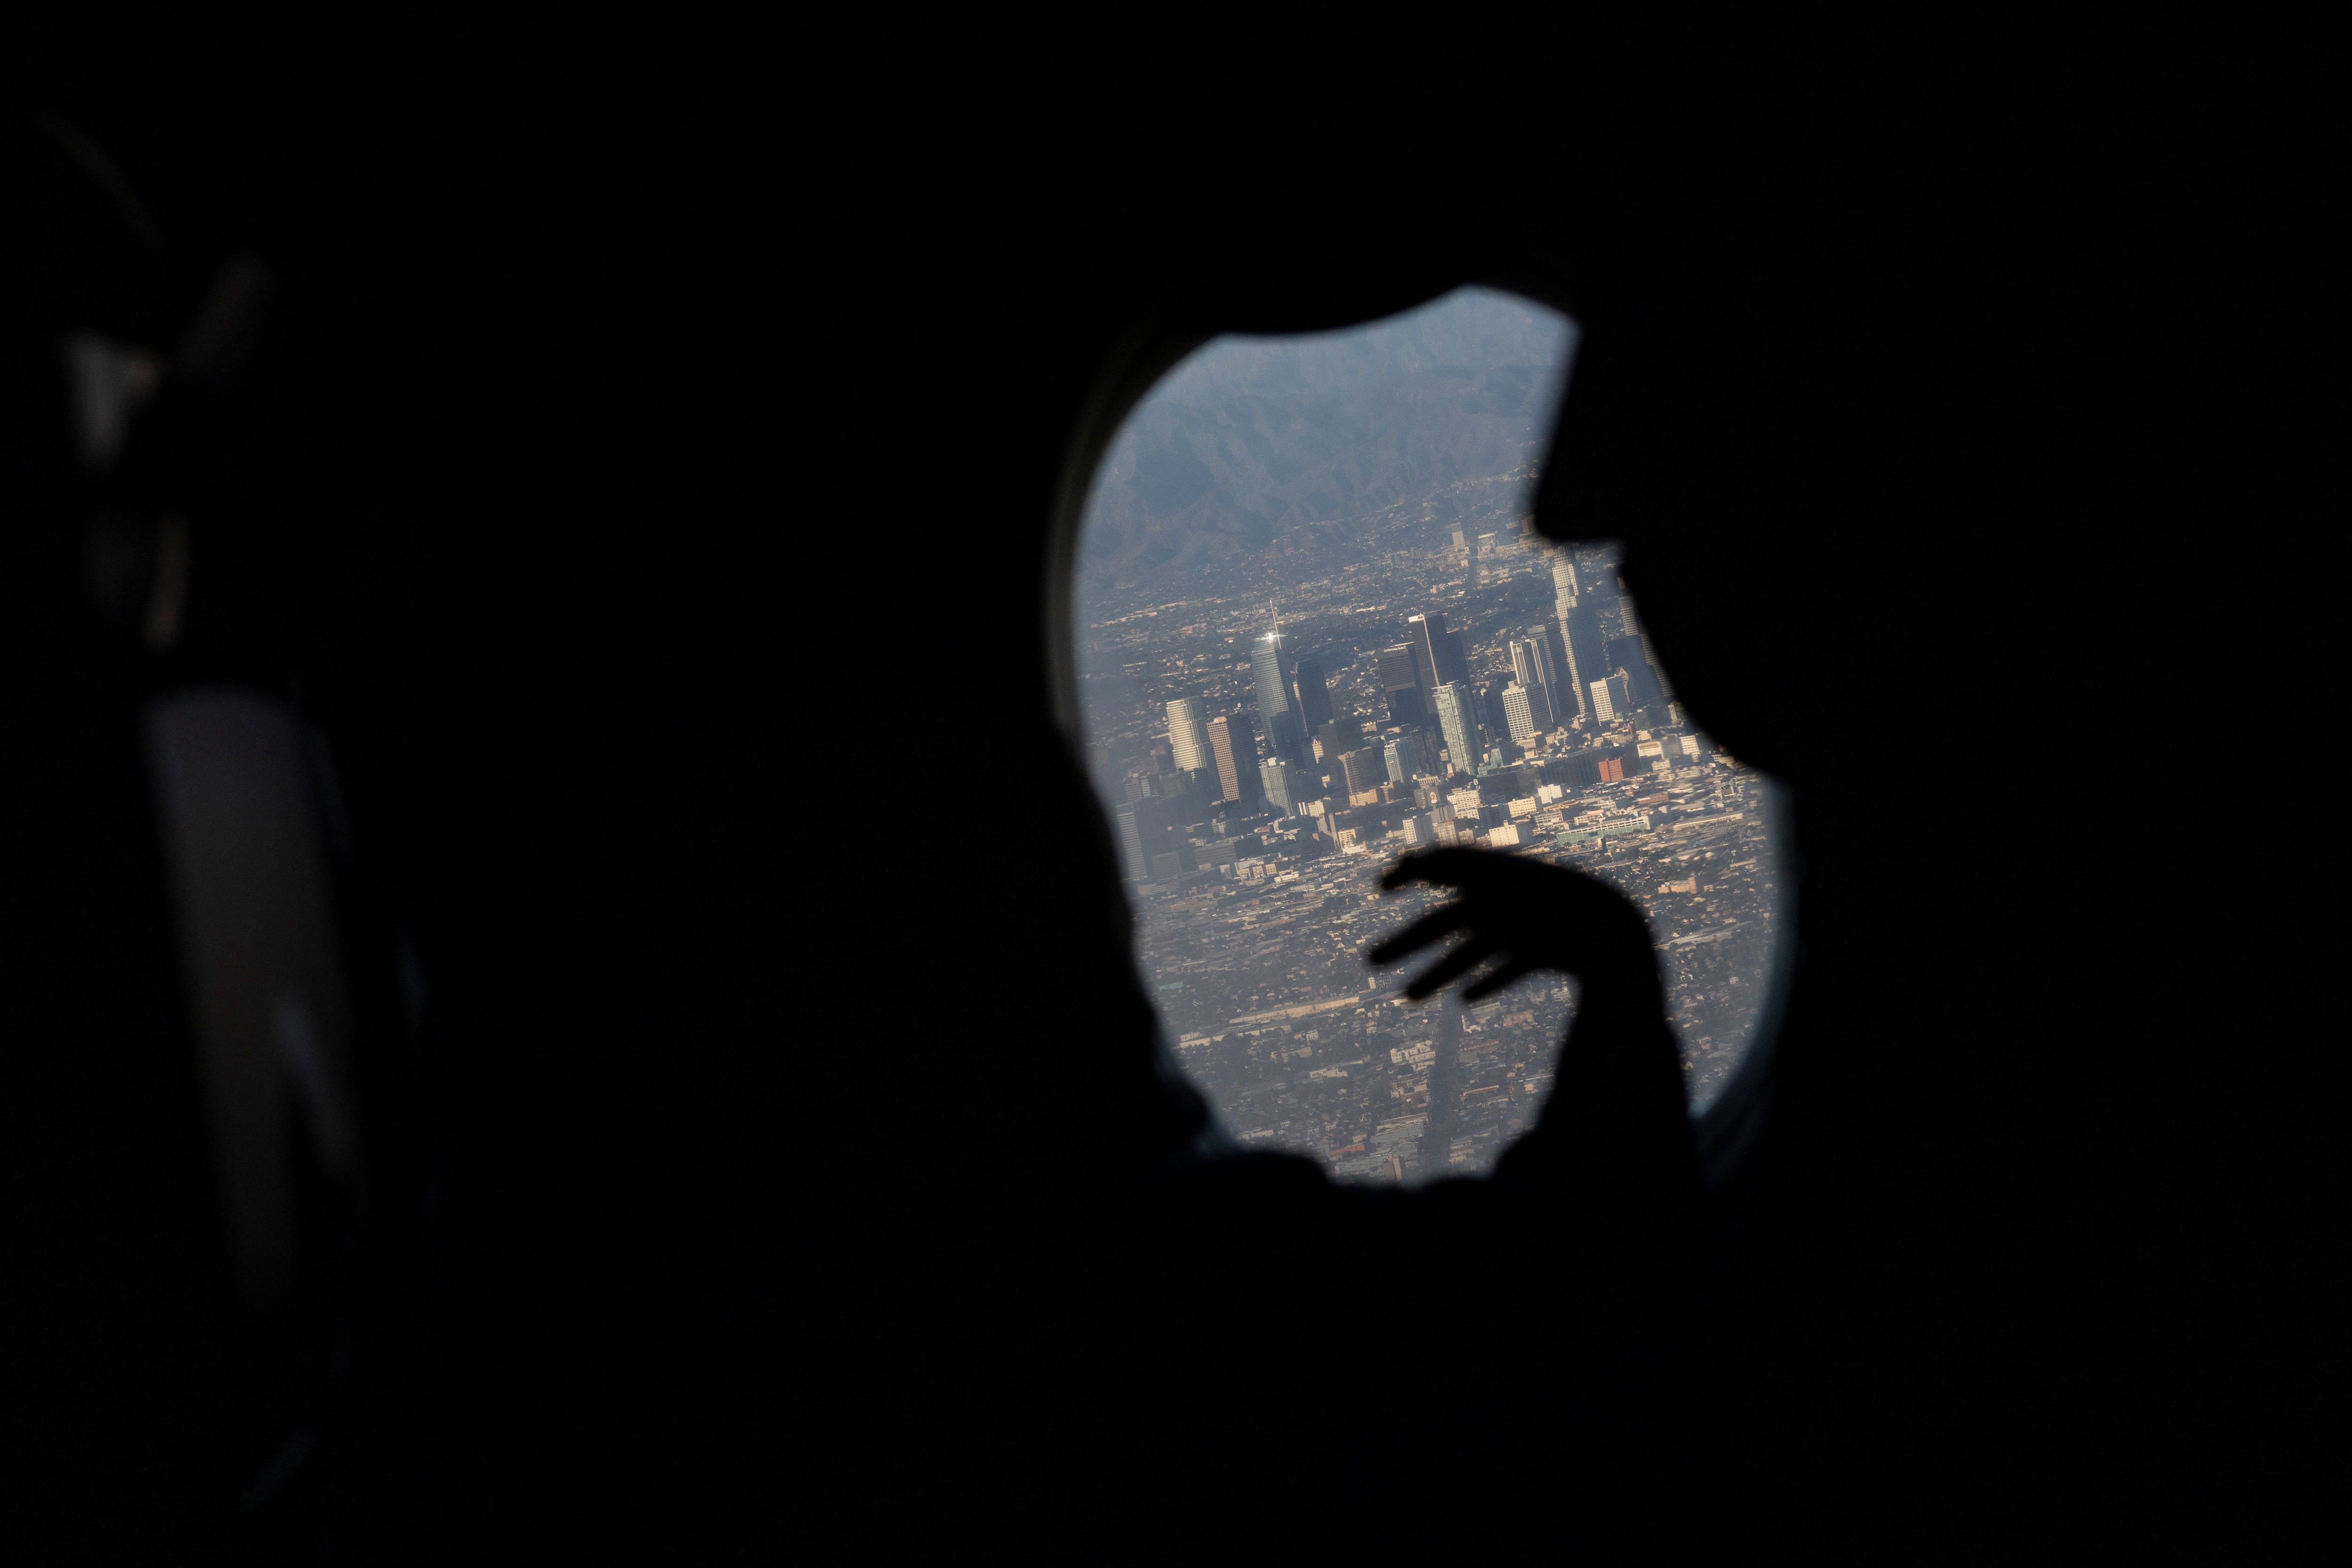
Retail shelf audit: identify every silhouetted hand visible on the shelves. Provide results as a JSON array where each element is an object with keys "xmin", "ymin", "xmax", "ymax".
[
  {"xmin": 1370, "ymin": 847, "xmax": 1656, "ymax": 1002},
  {"xmin": 1372, "ymin": 848, "xmax": 1693, "ymax": 1213}
]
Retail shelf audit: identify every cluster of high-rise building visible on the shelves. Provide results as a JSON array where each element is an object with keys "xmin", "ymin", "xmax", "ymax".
[
  {"xmin": 1546, "ymin": 554, "xmax": 1674, "ymax": 727},
  {"xmin": 1112, "ymin": 558, "xmax": 1685, "ymax": 888}
]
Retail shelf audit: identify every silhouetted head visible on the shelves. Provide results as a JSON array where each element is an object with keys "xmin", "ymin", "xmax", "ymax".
[{"xmin": 1531, "ymin": 300, "xmax": 1826, "ymax": 784}]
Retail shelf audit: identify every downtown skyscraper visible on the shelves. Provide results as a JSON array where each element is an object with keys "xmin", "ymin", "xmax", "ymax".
[
  {"xmin": 1251, "ymin": 630, "xmax": 1311, "ymax": 768},
  {"xmin": 1605, "ymin": 635, "xmax": 1668, "ymax": 713},
  {"xmin": 1501, "ymin": 683, "xmax": 1543, "ymax": 746},
  {"xmin": 1206, "ymin": 713, "xmax": 1262, "ymax": 803},
  {"xmin": 1375, "ymin": 644, "xmax": 1429, "ymax": 728},
  {"xmin": 1550, "ymin": 555, "xmax": 1611, "ymax": 727},
  {"xmin": 1383, "ymin": 730, "xmax": 1430, "ymax": 784},
  {"xmin": 1165, "ymin": 697, "xmax": 1213, "ymax": 774},
  {"xmin": 1432, "ymin": 681, "xmax": 1481, "ymax": 774},
  {"xmin": 1405, "ymin": 612, "xmax": 1471, "ymax": 715},
  {"xmin": 1288, "ymin": 655, "xmax": 1332, "ymax": 736},
  {"xmin": 1508, "ymin": 636, "xmax": 1558, "ymax": 731}
]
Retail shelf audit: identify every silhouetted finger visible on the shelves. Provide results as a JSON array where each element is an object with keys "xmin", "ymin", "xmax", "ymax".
[
  {"xmin": 1462, "ymin": 957, "xmax": 1541, "ymax": 1002},
  {"xmin": 1367, "ymin": 903, "xmax": 1474, "ymax": 966},
  {"xmin": 1402, "ymin": 936, "xmax": 1499, "ymax": 1000}
]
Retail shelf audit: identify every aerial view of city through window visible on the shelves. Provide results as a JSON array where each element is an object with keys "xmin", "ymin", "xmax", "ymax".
[{"xmin": 1074, "ymin": 289, "xmax": 1788, "ymax": 1182}]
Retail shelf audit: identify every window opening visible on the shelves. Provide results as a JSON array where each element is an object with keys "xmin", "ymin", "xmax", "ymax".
[{"xmin": 1073, "ymin": 288, "xmax": 1789, "ymax": 1183}]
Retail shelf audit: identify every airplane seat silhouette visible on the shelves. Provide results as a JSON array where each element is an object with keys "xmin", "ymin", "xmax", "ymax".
[{"xmin": 2, "ymin": 117, "xmax": 439, "ymax": 1551}]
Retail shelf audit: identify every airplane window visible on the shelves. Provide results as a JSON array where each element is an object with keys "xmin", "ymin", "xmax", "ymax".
[{"xmin": 1073, "ymin": 288, "xmax": 1790, "ymax": 1182}]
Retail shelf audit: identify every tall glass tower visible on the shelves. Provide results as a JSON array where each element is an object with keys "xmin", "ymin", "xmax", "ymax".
[
  {"xmin": 1406, "ymin": 612, "xmax": 1470, "ymax": 709},
  {"xmin": 1288, "ymin": 655, "xmax": 1332, "ymax": 735},
  {"xmin": 1377, "ymin": 644, "xmax": 1429, "ymax": 728},
  {"xmin": 1432, "ymin": 681, "xmax": 1481, "ymax": 776},
  {"xmin": 1251, "ymin": 631, "xmax": 1309, "ymax": 768}
]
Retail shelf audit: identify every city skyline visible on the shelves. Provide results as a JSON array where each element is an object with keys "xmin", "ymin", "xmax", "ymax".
[{"xmin": 1074, "ymin": 289, "xmax": 1786, "ymax": 1184}]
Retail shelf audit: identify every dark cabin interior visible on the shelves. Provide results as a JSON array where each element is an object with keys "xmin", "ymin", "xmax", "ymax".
[{"xmin": 3, "ymin": 32, "xmax": 2332, "ymax": 1558}]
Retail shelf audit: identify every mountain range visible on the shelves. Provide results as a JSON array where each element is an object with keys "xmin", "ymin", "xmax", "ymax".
[{"xmin": 1079, "ymin": 289, "xmax": 1577, "ymax": 594}]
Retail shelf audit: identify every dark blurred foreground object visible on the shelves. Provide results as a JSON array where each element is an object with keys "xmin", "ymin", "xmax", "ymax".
[
  {"xmin": 4, "ymin": 81, "xmax": 781, "ymax": 1553},
  {"xmin": 1, "ymin": 114, "xmax": 440, "ymax": 1555}
]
